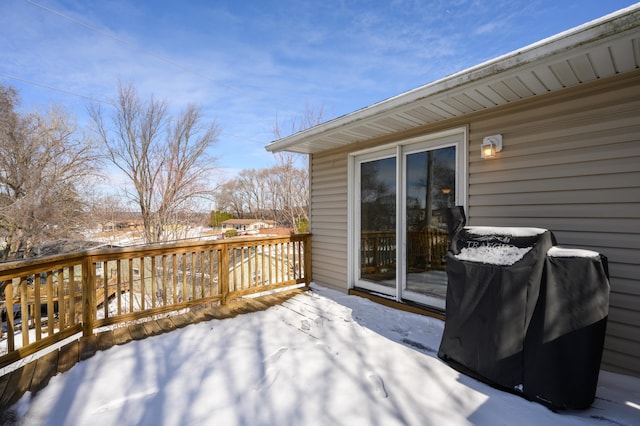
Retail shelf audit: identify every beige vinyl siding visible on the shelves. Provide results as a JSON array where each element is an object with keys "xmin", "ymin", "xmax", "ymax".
[
  {"xmin": 309, "ymin": 152, "xmax": 349, "ymax": 291},
  {"xmin": 466, "ymin": 72, "xmax": 640, "ymax": 377}
]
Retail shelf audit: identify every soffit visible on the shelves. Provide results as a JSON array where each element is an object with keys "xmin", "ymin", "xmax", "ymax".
[{"xmin": 265, "ymin": 6, "xmax": 640, "ymax": 155}]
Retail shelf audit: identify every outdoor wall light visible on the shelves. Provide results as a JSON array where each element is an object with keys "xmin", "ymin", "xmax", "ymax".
[{"xmin": 481, "ymin": 134, "xmax": 503, "ymax": 159}]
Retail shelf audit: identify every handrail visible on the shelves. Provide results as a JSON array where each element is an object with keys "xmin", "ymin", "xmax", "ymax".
[{"xmin": 0, "ymin": 233, "xmax": 311, "ymax": 369}]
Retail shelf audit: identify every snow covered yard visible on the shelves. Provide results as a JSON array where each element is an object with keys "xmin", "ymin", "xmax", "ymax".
[{"xmin": 3, "ymin": 285, "xmax": 639, "ymax": 426}]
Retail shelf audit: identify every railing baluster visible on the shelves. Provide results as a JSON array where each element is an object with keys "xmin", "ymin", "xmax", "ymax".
[
  {"xmin": 20, "ymin": 277, "xmax": 28, "ymax": 347},
  {"xmin": 46, "ymin": 271, "xmax": 54, "ymax": 336},
  {"xmin": 57, "ymin": 269, "xmax": 65, "ymax": 331},
  {"xmin": 252, "ymin": 246, "xmax": 257, "ymax": 288},
  {"xmin": 172, "ymin": 254, "xmax": 177, "ymax": 303},
  {"xmin": 198, "ymin": 251, "xmax": 202, "ymax": 299},
  {"xmin": 268, "ymin": 244, "xmax": 273, "ymax": 285},
  {"xmin": 260, "ymin": 244, "xmax": 265, "ymax": 286},
  {"xmin": 298, "ymin": 241, "xmax": 302, "ymax": 279},
  {"xmin": 5, "ymin": 283, "xmax": 14, "ymax": 352},
  {"xmin": 286, "ymin": 242, "xmax": 291, "ymax": 282},
  {"xmin": 82, "ymin": 257, "xmax": 95, "ymax": 337},
  {"xmin": 128, "ymin": 259, "xmax": 134, "ymax": 313},
  {"xmin": 151, "ymin": 256, "xmax": 157, "ymax": 308},
  {"xmin": 69, "ymin": 267, "xmax": 76, "ymax": 325},
  {"xmin": 219, "ymin": 247, "xmax": 229, "ymax": 305},
  {"xmin": 103, "ymin": 262, "xmax": 109, "ymax": 319},
  {"xmin": 180, "ymin": 253, "xmax": 187, "ymax": 302},
  {"xmin": 191, "ymin": 251, "xmax": 197, "ymax": 300},
  {"xmin": 244, "ymin": 247, "xmax": 249, "ymax": 289},
  {"xmin": 277, "ymin": 243, "xmax": 281, "ymax": 284},
  {"xmin": 116, "ymin": 260, "xmax": 122, "ymax": 315},
  {"xmin": 229, "ymin": 248, "xmax": 234, "ymax": 291},
  {"xmin": 140, "ymin": 257, "xmax": 145, "ymax": 310},
  {"xmin": 34, "ymin": 273, "xmax": 42, "ymax": 341},
  {"xmin": 208, "ymin": 250, "xmax": 212, "ymax": 297}
]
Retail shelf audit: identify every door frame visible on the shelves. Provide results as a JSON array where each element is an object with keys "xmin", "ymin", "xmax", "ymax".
[{"xmin": 347, "ymin": 126, "xmax": 468, "ymax": 306}]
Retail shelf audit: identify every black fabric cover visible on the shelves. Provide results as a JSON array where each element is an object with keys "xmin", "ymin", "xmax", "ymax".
[
  {"xmin": 523, "ymin": 253, "xmax": 609, "ymax": 409},
  {"xmin": 438, "ymin": 226, "xmax": 556, "ymax": 390},
  {"xmin": 438, "ymin": 209, "xmax": 610, "ymax": 410}
]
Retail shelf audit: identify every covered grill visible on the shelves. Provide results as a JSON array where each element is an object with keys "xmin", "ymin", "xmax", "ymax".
[{"xmin": 438, "ymin": 208, "xmax": 609, "ymax": 410}]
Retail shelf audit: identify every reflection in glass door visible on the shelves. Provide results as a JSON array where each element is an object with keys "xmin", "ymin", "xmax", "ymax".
[
  {"xmin": 359, "ymin": 156, "xmax": 396, "ymax": 293},
  {"xmin": 403, "ymin": 146, "xmax": 456, "ymax": 304}
]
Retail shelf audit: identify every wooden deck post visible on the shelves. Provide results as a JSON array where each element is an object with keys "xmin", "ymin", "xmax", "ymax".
[
  {"xmin": 82, "ymin": 257, "xmax": 96, "ymax": 337},
  {"xmin": 304, "ymin": 235, "xmax": 312, "ymax": 287},
  {"xmin": 219, "ymin": 248, "xmax": 229, "ymax": 305}
]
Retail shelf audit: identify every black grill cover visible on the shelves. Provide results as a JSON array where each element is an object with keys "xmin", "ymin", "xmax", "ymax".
[
  {"xmin": 438, "ymin": 226, "xmax": 556, "ymax": 390},
  {"xmin": 438, "ymin": 211, "xmax": 610, "ymax": 410},
  {"xmin": 523, "ymin": 250, "xmax": 609, "ymax": 409}
]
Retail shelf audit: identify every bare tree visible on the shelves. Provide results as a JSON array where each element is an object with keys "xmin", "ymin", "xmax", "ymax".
[
  {"xmin": 213, "ymin": 158, "xmax": 308, "ymax": 229},
  {"xmin": 90, "ymin": 82, "xmax": 220, "ymax": 243},
  {"xmin": 270, "ymin": 102, "xmax": 327, "ymax": 229},
  {"xmin": 273, "ymin": 100, "xmax": 327, "ymax": 139},
  {"xmin": 0, "ymin": 84, "xmax": 99, "ymax": 260},
  {"xmin": 263, "ymin": 153, "xmax": 309, "ymax": 228},
  {"xmin": 212, "ymin": 102, "xmax": 325, "ymax": 231},
  {"xmin": 214, "ymin": 179, "xmax": 246, "ymax": 219}
]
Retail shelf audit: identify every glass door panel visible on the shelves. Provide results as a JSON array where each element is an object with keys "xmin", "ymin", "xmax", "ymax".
[
  {"xmin": 359, "ymin": 157, "xmax": 396, "ymax": 291},
  {"xmin": 404, "ymin": 146, "xmax": 456, "ymax": 303}
]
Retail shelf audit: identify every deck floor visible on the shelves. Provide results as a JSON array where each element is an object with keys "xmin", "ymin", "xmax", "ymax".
[{"xmin": 0, "ymin": 288, "xmax": 307, "ymax": 411}]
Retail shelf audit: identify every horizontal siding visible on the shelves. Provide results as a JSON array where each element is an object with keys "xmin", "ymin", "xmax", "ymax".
[
  {"xmin": 467, "ymin": 72, "xmax": 640, "ymax": 377},
  {"xmin": 610, "ymin": 292, "xmax": 640, "ymax": 312},
  {"xmin": 471, "ymin": 204, "xmax": 639, "ymax": 219},
  {"xmin": 471, "ymin": 162, "xmax": 640, "ymax": 187},
  {"xmin": 607, "ymin": 321, "xmax": 640, "ymax": 345},
  {"xmin": 554, "ymin": 230, "xmax": 638, "ymax": 250},
  {"xmin": 470, "ymin": 187, "xmax": 639, "ymax": 206},
  {"xmin": 309, "ymin": 150, "xmax": 348, "ymax": 292},
  {"xmin": 601, "ymin": 349, "xmax": 640, "ymax": 377}
]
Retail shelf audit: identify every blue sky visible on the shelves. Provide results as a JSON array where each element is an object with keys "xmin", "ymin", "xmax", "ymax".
[{"xmin": 1, "ymin": 0, "xmax": 637, "ymax": 190}]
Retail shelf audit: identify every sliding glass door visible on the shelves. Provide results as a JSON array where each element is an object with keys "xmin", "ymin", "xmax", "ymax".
[
  {"xmin": 403, "ymin": 146, "xmax": 456, "ymax": 307},
  {"xmin": 357, "ymin": 153, "xmax": 397, "ymax": 296},
  {"xmin": 352, "ymin": 129, "xmax": 466, "ymax": 309}
]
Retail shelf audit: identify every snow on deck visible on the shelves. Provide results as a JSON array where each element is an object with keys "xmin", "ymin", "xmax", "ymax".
[{"xmin": 4, "ymin": 285, "xmax": 639, "ymax": 426}]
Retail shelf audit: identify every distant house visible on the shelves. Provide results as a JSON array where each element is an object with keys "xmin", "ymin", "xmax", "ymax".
[
  {"xmin": 221, "ymin": 219, "xmax": 276, "ymax": 233},
  {"xmin": 266, "ymin": 6, "xmax": 640, "ymax": 378}
]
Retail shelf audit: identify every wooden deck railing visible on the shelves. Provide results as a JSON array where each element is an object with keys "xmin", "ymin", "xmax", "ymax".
[{"xmin": 0, "ymin": 234, "xmax": 311, "ymax": 369}]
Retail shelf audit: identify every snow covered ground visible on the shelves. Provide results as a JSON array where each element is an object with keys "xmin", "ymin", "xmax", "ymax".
[{"xmin": 4, "ymin": 285, "xmax": 640, "ymax": 426}]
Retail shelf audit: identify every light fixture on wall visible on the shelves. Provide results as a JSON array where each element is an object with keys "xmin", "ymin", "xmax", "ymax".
[{"xmin": 481, "ymin": 134, "xmax": 503, "ymax": 159}]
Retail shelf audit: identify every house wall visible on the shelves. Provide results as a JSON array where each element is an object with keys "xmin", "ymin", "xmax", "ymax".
[
  {"xmin": 309, "ymin": 153, "xmax": 349, "ymax": 292},
  {"xmin": 309, "ymin": 70, "xmax": 640, "ymax": 377}
]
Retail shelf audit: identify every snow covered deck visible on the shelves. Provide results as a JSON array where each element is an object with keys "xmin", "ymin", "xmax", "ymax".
[{"xmin": 2, "ymin": 285, "xmax": 639, "ymax": 425}]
